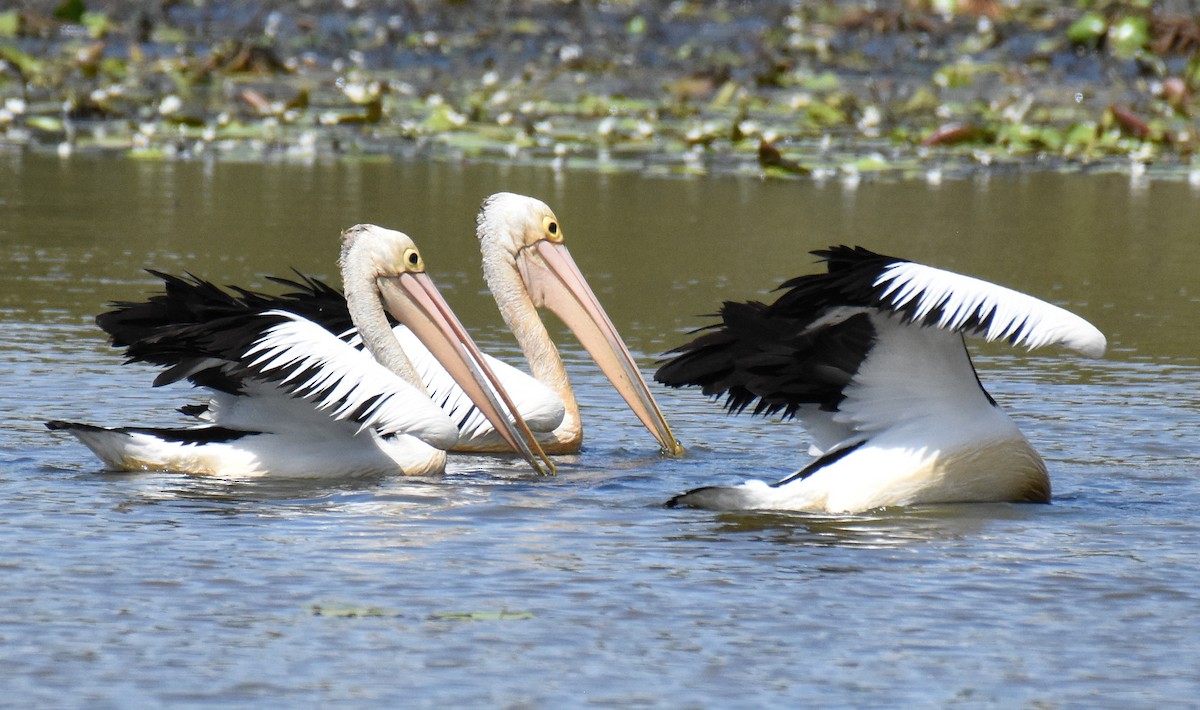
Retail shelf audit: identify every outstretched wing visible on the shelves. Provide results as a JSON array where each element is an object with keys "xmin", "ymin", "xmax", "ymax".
[
  {"xmin": 772, "ymin": 245, "xmax": 1106, "ymax": 356},
  {"xmin": 656, "ymin": 245, "xmax": 1106, "ymax": 453},
  {"xmin": 865, "ymin": 258, "xmax": 1106, "ymax": 357}
]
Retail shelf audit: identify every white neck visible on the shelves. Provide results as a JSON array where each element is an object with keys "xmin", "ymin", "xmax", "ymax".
[
  {"xmin": 480, "ymin": 236, "xmax": 581, "ymax": 444},
  {"xmin": 340, "ymin": 242, "xmax": 425, "ymax": 392}
]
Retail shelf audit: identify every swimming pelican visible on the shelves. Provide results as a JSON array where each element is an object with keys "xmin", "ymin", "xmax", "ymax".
[
  {"xmin": 655, "ymin": 245, "xmax": 1106, "ymax": 513},
  {"xmin": 178, "ymin": 193, "xmax": 682, "ymax": 457},
  {"xmin": 47, "ymin": 224, "xmax": 553, "ymax": 479},
  {"xmin": 443, "ymin": 192, "xmax": 681, "ymax": 455}
]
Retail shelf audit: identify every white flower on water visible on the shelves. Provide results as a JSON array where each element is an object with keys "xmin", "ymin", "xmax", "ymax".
[{"xmin": 158, "ymin": 95, "xmax": 182, "ymax": 116}]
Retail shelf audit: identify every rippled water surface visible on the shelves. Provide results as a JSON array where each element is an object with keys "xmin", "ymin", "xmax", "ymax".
[{"xmin": 2, "ymin": 152, "xmax": 1199, "ymax": 707}]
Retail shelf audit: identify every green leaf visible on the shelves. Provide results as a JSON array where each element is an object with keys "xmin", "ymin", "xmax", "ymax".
[
  {"xmin": 803, "ymin": 101, "xmax": 845, "ymax": 127},
  {"xmin": 1063, "ymin": 122, "xmax": 1098, "ymax": 151},
  {"xmin": 82, "ymin": 11, "xmax": 110, "ymax": 38},
  {"xmin": 0, "ymin": 10, "xmax": 19, "ymax": 38},
  {"xmin": 933, "ymin": 62, "xmax": 976, "ymax": 90},
  {"xmin": 429, "ymin": 610, "xmax": 534, "ymax": 622},
  {"xmin": 0, "ymin": 45, "xmax": 43, "ymax": 77},
  {"xmin": 1107, "ymin": 16, "xmax": 1149, "ymax": 58},
  {"xmin": 795, "ymin": 71, "xmax": 840, "ymax": 93},
  {"xmin": 847, "ymin": 154, "xmax": 888, "ymax": 172},
  {"xmin": 26, "ymin": 116, "xmax": 64, "ymax": 133},
  {"xmin": 1066, "ymin": 12, "xmax": 1107, "ymax": 46},
  {"xmin": 310, "ymin": 604, "xmax": 395, "ymax": 618},
  {"xmin": 54, "ymin": 0, "xmax": 86, "ymax": 23}
]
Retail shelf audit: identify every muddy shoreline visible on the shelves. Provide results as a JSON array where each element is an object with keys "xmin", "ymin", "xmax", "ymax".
[{"xmin": 3, "ymin": 1, "xmax": 1200, "ymax": 181}]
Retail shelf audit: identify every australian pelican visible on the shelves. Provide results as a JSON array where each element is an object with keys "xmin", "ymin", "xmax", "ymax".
[
  {"xmin": 165, "ymin": 193, "xmax": 682, "ymax": 457},
  {"xmin": 449, "ymin": 192, "xmax": 680, "ymax": 455},
  {"xmin": 655, "ymin": 245, "xmax": 1106, "ymax": 513},
  {"xmin": 47, "ymin": 224, "xmax": 554, "ymax": 478}
]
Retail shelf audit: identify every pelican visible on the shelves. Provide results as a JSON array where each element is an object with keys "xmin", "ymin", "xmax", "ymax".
[
  {"xmin": 655, "ymin": 245, "xmax": 1106, "ymax": 513},
  {"xmin": 442, "ymin": 192, "xmax": 681, "ymax": 455},
  {"xmin": 47, "ymin": 224, "xmax": 553, "ymax": 479},
  {"xmin": 170, "ymin": 193, "xmax": 682, "ymax": 457}
]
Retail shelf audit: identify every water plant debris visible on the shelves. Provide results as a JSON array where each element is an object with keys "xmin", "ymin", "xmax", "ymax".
[{"xmin": 4, "ymin": 1, "xmax": 1200, "ymax": 182}]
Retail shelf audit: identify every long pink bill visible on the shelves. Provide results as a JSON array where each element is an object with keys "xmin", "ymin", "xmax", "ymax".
[
  {"xmin": 379, "ymin": 272, "xmax": 557, "ymax": 475},
  {"xmin": 519, "ymin": 240, "xmax": 683, "ymax": 456}
]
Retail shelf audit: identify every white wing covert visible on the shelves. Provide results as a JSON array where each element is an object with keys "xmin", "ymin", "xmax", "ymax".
[
  {"xmin": 385, "ymin": 325, "xmax": 565, "ymax": 441},
  {"xmin": 874, "ymin": 261, "xmax": 1106, "ymax": 357},
  {"xmin": 240, "ymin": 311, "xmax": 459, "ymax": 447}
]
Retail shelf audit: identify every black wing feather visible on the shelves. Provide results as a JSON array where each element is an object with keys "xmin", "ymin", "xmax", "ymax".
[
  {"xmin": 97, "ymin": 270, "xmax": 357, "ymax": 391},
  {"xmin": 655, "ymin": 245, "xmax": 899, "ymax": 419}
]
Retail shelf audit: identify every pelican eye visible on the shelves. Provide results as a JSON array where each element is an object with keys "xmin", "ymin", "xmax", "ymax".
[
  {"xmin": 403, "ymin": 248, "xmax": 424, "ymax": 271},
  {"xmin": 542, "ymin": 215, "xmax": 563, "ymax": 242}
]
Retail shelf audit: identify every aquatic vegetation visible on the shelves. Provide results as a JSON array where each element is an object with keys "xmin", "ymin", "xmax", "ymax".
[
  {"xmin": 311, "ymin": 604, "xmax": 534, "ymax": 622},
  {"xmin": 2, "ymin": 0, "xmax": 1199, "ymax": 181}
]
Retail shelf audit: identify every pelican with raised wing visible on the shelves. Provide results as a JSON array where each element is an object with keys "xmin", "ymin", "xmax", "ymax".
[
  {"xmin": 47, "ymin": 224, "xmax": 553, "ymax": 479},
  {"xmin": 655, "ymin": 245, "xmax": 1106, "ymax": 513}
]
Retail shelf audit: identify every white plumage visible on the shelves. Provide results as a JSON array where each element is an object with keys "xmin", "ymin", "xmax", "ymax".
[
  {"xmin": 656, "ymin": 245, "xmax": 1105, "ymax": 513},
  {"xmin": 876, "ymin": 261, "xmax": 1106, "ymax": 356},
  {"xmin": 48, "ymin": 224, "xmax": 553, "ymax": 478},
  {"xmin": 241, "ymin": 312, "xmax": 456, "ymax": 439},
  {"xmin": 381, "ymin": 324, "xmax": 566, "ymax": 445},
  {"xmin": 393, "ymin": 192, "xmax": 681, "ymax": 456}
]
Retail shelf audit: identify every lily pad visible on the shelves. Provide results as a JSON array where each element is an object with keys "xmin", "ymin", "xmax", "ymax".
[
  {"xmin": 429, "ymin": 610, "xmax": 535, "ymax": 622},
  {"xmin": 1108, "ymin": 16, "xmax": 1150, "ymax": 58},
  {"xmin": 310, "ymin": 604, "xmax": 395, "ymax": 618},
  {"xmin": 1067, "ymin": 12, "xmax": 1107, "ymax": 47},
  {"xmin": 0, "ymin": 10, "xmax": 18, "ymax": 38}
]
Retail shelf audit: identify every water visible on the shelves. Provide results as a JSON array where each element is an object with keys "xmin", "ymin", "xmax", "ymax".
[{"xmin": 2, "ymin": 151, "xmax": 1199, "ymax": 707}]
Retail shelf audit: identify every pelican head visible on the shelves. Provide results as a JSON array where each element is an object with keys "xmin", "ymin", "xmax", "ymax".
[
  {"xmin": 477, "ymin": 193, "xmax": 683, "ymax": 456},
  {"xmin": 341, "ymin": 223, "xmax": 554, "ymax": 474}
]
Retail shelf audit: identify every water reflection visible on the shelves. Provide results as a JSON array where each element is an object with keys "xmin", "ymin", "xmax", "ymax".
[
  {"xmin": 5, "ymin": 150, "xmax": 1200, "ymax": 362},
  {"xmin": 50, "ymin": 445, "xmax": 565, "ymax": 511},
  {"xmin": 671, "ymin": 503, "xmax": 1028, "ymax": 549}
]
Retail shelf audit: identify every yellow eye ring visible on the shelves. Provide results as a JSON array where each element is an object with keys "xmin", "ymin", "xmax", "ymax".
[
  {"xmin": 542, "ymin": 215, "xmax": 563, "ymax": 242},
  {"xmin": 403, "ymin": 247, "xmax": 424, "ymax": 271}
]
